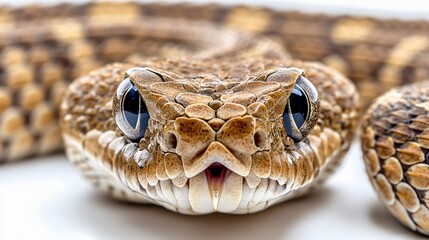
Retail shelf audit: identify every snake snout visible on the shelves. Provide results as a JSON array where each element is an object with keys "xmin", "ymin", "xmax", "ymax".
[
  {"xmin": 173, "ymin": 116, "xmax": 260, "ymax": 178},
  {"xmin": 182, "ymin": 141, "xmax": 251, "ymax": 178}
]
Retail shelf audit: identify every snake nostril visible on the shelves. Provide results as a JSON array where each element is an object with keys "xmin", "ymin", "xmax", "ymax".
[
  {"xmin": 254, "ymin": 130, "xmax": 266, "ymax": 149},
  {"xmin": 166, "ymin": 133, "xmax": 177, "ymax": 149}
]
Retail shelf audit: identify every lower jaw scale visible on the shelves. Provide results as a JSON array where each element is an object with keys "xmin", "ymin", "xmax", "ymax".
[
  {"xmin": 181, "ymin": 164, "xmax": 286, "ymax": 214},
  {"xmin": 188, "ymin": 163, "xmax": 247, "ymax": 213}
]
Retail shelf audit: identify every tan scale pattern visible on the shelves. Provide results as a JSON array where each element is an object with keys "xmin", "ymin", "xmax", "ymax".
[
  {"xmin": 60, "ymin": 55, "xmax": 358, "ymax": 214},
  {"xmin": 0, "ymin": 3, "xmax": 281, "ymax": 162},
  {"xmin": 362, "ymin": 82, "xmax": 429, "ymax": 235},
  {"xmin": 0, "ymin": 1, "xmax": 427, "ymax": 232}
]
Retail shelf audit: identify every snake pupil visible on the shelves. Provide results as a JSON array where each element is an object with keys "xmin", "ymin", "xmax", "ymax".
[
  {"xmin": 120, "ymin": 81, "xmax": 149, "ymax": 140},
  {"xmin": 124, "ymin": 84, "xmax": 142, "ymax": 128},
  {"xmin": 289, "ymin": 85, "xmax": 308, "ymax": 128},
  {"xmin": 283, "ymin": 84, "xmax": 309, "ymax": 141}
]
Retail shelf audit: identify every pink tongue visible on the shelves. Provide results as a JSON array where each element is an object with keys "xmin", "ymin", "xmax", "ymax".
[{"xmin": 205, "ymin": 163, "xmax": 229, "ymax": 206}]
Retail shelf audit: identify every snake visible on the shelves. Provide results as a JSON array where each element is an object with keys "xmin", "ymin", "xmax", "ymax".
[{"xmin": 1, "ymin": 2, "xmax": 429, "ymax": 235}]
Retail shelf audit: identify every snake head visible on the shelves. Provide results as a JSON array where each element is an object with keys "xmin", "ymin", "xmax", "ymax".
[{"xmin": 111, "ymin": 61, "xmax": 320, "ymax": 214}]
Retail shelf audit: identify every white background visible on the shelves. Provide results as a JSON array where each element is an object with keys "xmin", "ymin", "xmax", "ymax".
[{"xmin": 1, "ymin": 1, "xmax": 429, "ymax": 240}]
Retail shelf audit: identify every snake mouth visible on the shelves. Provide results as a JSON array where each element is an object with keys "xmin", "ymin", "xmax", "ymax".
[
  {"xmin": 205, "ymin": 163, "xmax": 229, "ymax": 185},
  {"xmin": 205, "ymin": 163, "xmax": 230, "ymax": 207}
]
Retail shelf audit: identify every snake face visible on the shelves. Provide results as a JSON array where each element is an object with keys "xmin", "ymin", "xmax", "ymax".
[{"xmin": 111, "ymin": 65, "xmax": 319, "ymax": 213}]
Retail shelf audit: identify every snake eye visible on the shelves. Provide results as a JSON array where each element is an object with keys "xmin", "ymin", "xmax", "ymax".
[
  {"xmin": 284, "ymin": 85, "xmax": 308, "ymax": 129},
  {"xmin": 114, "ymin": 78, "xmax": 149, "ymax": 141},
  {"xmin": 283, "ymin": 76, "xmax": 319, "ymax": 142}
]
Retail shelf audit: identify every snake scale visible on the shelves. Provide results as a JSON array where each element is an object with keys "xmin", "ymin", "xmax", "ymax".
[{"xmin": 1, "ymin": 2, "xmax": 429, "ymax": 235}]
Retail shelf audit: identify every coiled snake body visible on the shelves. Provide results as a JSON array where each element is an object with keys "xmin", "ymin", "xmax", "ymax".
[{"xmin": 1, "ymin": 2, "xmax": 429, "ymax": 234}]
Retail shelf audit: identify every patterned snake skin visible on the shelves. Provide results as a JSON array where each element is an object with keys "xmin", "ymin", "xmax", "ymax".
[{"xmin": 1, "ymin": 1, "xmax": 429, "ymax": 234}]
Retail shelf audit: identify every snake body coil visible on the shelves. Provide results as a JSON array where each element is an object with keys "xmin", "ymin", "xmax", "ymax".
[{"xmin": 0, "ymin": 2, "xmax": 429, "ymax": 234}]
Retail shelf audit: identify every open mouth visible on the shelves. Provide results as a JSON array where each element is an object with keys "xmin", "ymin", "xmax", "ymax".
[{"xmin": 205, "ymin": 163, "xmax": 230, "ymax": 207}]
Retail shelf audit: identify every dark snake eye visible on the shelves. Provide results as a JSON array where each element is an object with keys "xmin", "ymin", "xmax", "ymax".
[
  {"xmin": 114, "ymin": 78, "xmax": 149, "ymax": 141},
  {"xmin": 283, "ymin": 76, "xmax": 317, "ymax": 142}
]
